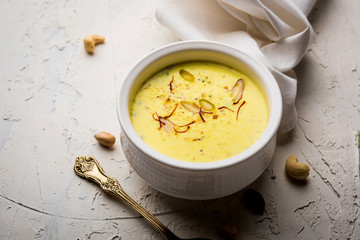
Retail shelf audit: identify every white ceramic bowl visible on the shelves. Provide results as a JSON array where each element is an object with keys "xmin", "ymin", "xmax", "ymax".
[{"xmin": 117, "ymin": 40, "xmax": 282, "ymax": 200}]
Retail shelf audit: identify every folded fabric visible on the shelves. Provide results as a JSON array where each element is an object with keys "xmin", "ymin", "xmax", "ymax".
[{"xmin": 156, "ymin": 0, "xmax": 316, "ymax": 134}]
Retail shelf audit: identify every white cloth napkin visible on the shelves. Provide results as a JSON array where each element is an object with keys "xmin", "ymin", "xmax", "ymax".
[{"xmin": 156, "ymin": 0, "xmax": 316, "ymax": 134}]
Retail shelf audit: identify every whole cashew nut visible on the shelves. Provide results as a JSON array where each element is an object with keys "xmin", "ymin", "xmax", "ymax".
[
  {"xmin": 83, "ymin": 34, "xmax": 105, "ymax": 54},
  {"xmin": 285, "ymin": 155, "xmax": 310, "ymax": 180},
  {"xmin": 94, "ymin": 131, "xmax": 116, "ymax": 148}
]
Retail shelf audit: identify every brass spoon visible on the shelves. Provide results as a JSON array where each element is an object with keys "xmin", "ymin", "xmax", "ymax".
[{"xmin": 74, "ymin": 156, "xmax": 212, "ymax": 240}]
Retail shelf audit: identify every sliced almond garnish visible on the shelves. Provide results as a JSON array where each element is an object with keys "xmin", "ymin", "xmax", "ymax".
[
  {"xmin": 230, "ymin": 79, "xmax": 245, "ymax": 104},
  {"xmin": 152, "ymin": 105, "xmax": 194, "ymax": 134},
  {"xmin": 158, "ymin": 117, "xmax": 176, "ymax": 134},
  {"xmin": 181, "ymin": 101, "xmax": 212, "ymax": 122},
  {"xmin": 158, "ymin": 117, "xmax": 194, "ymax": 134},
  {"xmin": 199, "ymin": 99, "xmax": 215, "ymax": 111},
  {"xmin": 179, "ymin": 69, "xmax": 195, "ymax": 82},
  {"xmin": 181, "ymin": 101, "xmax": 200, "ymax": 114}
]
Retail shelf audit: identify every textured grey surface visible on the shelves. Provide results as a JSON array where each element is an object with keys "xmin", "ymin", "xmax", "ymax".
[{"xmin": 0, "ymin": 0, "xmax": 359, "ymax": 239}]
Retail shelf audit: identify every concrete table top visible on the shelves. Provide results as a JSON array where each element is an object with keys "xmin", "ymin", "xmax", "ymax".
[{"xmin": 1, "ymin": 0, "xmax": 359, "ymax": 239}]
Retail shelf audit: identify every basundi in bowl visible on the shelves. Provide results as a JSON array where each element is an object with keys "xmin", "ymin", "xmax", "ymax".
[
  {"xmin": 118, "ymin": 40, "xmax": 282, "ymax": 199},
  {"xmin": 130, "ymin": 61, "xmax": 268, "ymax": 162}
]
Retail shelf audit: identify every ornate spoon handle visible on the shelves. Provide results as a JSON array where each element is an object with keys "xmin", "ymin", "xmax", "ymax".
[{"xmin": 74, "ymin": 156, "xmax": 179, "ymax": 240}]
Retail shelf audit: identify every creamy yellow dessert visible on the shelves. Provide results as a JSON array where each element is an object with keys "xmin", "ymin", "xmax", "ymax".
[{"xmin": 130, "ymin": 61, "xmax": 268, "ymax": 162}]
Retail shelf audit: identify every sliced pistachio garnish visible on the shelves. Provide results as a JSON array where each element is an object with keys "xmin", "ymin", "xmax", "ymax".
[
  {"xmin": 199, "ymin": 99, "xmax": 215, "ymax": 111},
  {"xmin": 230, "ymin": 79, "xmax": 245, "ymax": 104},
  {"xmin": 179, "ymin": 69, "xmax": 195, "ymax": 82},
  {"xmin": 181, "ymin": 101, "xmax": 200, "ymax": 113}
]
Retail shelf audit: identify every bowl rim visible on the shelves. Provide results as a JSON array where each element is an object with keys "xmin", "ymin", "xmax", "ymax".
[{"xmin": 117, "ymin": 40, "xmax": 282, "ymax": 171}]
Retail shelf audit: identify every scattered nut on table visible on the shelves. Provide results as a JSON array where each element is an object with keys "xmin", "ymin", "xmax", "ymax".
[
  {"xmin": 94, "ymin": 132, "xmax": 116, "ymax": 147},
  {"xmin": 243, "ymin": 188, "xmax": 265, "ymax": 214},
  {"xmin": 216, "ymin": 218, "xmax": 238, "ymax": 240},
  {"xmin": 285, "ymin": 155, "xmax": 310, "ymax": 180},
  {"xmin": 83, "ymin": 34, "xmax": 105, "ymax": 54}
]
